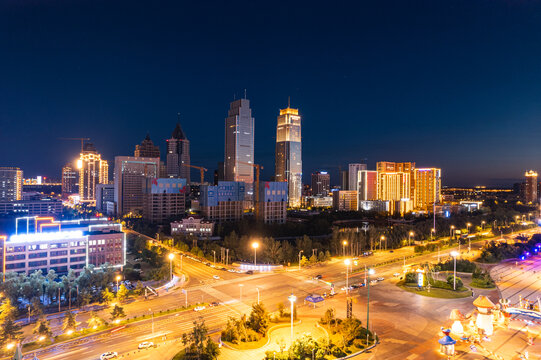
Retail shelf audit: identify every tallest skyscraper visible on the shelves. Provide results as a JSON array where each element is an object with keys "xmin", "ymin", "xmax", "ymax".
[
  {"xmin": 224, "ymin": 97, "xmax": 255, "ymax": 200},
  {"xmin": 166, "ymin": 114, "xmax": 190, "ymax": 184},
  {"xmin": 275, "ymin": 103, "xmax": 302, "ymax": 208}
]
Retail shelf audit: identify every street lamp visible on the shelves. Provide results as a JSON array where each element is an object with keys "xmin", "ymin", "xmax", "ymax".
[
  {"xmin": 298, "ymin": 250, "xmax": 303, "ymax": 271},
  {"xmin": 288, "ymin": 293, "xmax": 297, "ymax": 345},
  {"xmin": 366, "ymin": 268, "xmax": 375, "ymax": 344},
  {"xmin": 408, "ymin": 231, "xmax": 414, "ymax": 246},
  {"xmin": 168, "ymin": 253, "xmax": 174, "ymax": 281},
  {"xmin": 450, "ymin": 251, "xmax": 459, "ymax": 290},
  {"xmin": 342, "ymin": 240, "xmax": 348, "ymax": 257},
  {"xmin": 466, "ymin": 223, "xmax": 471, "ymax": 234},
  {"xmin": 481, "ymin": 221, "xmax": 486, "ymax": 230},
  {"xmin": 431, "ymin": 228, "xmax": 435, "ymax": 240},
  {"xmin": 115, "ymin": 275, "xmax": 121, "ymax": 293},
  {"xmin": 450, "ymin": 225, "xmax": 455, "ymax": 239},
  {"xmin": 252, "ymin": 242, "xmax": 259, "ymax": 267},
  {"xmin": 380, "ymin": 235, "xmax": 385, "ymax": 251},
  {"xmin": 344, "ymin": 259, "xmax": 351, "ymax": 295}
]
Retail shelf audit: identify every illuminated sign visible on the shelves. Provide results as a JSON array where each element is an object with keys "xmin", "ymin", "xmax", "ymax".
[{"xmin": 9, "ymin": 230, "xmax": 84, "ymax": 243}]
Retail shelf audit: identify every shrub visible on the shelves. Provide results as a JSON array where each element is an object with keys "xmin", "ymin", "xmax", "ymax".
[{"xmin": 446, "ymin": 275, "xmax": 463, "ymax": 289}]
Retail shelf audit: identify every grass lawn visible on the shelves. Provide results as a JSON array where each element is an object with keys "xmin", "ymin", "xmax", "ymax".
[
  {"xmin": 223, "ymin": 335, "xmax": 268, "ymax": 350},
  {"xmin": 470, "ymin": 281, "xmax": 496, "ymax": 289},
  {"xmin": 399, "ymin": 282, "xmax": 472, "ymax": 299},
  {"xmin": 172, "ymin": 349, "xmax": 185, "ymax": 360}
]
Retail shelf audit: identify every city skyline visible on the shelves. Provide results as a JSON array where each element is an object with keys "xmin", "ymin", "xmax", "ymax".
[{"xmin": 3, "ymin": 1, "xmax": 541, "ymax": 186}]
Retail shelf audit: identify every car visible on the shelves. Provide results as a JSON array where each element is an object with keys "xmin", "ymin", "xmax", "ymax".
[
  {"xmin": 389, "ymin": 250, "xmax": 394, "ymax": 253},
  {"xmin": 341, "ymin": 286, "xmax": 353, "ymax": 291},
  {"xmin": 138, "ymin": 342, "xmax": 155, "ymax": 349},
  {"xmin": 393, "ymin": 272, "xmax": 401, "ymax": 277},
  {"xmin": 245, "ymin": 270, "xmax": 254, "ymax": 275},
  {"xmin": 370, "ymin": 280, "xmax": 378, "ymax": 285},
  {"xmin": 314, "ymin": 274, "xmax": 323, "ymax": 280},
  {"xmin": 227, "ymin": 269, "xmax": 236, "ymax": 273},
  {"xmin": 213, "ymin": 275, "xmax": 220, "ymax": 280},
  {"xmin": 351, "ymin": 284, "xmax": 360, "ymax": 289},
  {"xmin": 100, "ymin": 352, "xmax": 118, "ymax": 360},
  {"xmin": 134, "ymin": 257, "xmax": 142, "ymax": 262},
  {"xmin": 376, "ymin": 277, "xmax": 384, "ymax": 281},
  {"xmin": 209, "ymin": 301, "xmax": 220, "ymax": 307},
  {"xmin": 194, "ymin": 306, "xmax": 206, "ymax": 312},
  {"xmin": 221, "ymin": 267, "xmax": 227, "ymax": 271}
]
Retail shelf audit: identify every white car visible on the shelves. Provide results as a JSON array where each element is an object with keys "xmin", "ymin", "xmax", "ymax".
[
  {"xmin": 100, "ymin": 352, "xmax": 118, "ymax": 360},
  {"xmin": 393, "ymin": 273, "xmax": 401, "ymax": 277},
  {"xmin": 370, "ymin": 280, "xmax": 378, "ymax": 285},
  {"xmin": 194, "ymin": 306, "xmax": 206, "ymax": 312},
  {"xmin": 213, "ymin": 275, "xmax": 220, "ymax": 280},
  {"xmin": 340, "ymin": 286, "xmax": 353, "ymax": 291},
  {"xmin": 138, "ymin": 341, "xmax": 155, "ymax": 349},
  {"xmin": 376, "ymin": 277, "xmax": 384, "ymax": 281}
]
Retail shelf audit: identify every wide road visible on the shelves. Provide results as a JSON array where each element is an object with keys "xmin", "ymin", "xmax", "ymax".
[{"xmin": 19, "ymin": 226, "xmax": 540, "ymax": 360}]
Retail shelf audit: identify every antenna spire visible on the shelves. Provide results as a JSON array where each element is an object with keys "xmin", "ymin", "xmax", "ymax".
[
  {"xmin": 288, "ymin": 96, "xmax": 290, "ymax": 108},
  {"xmin": 244, "ymin": 88, "xmax": 247, "ymax": 99}
]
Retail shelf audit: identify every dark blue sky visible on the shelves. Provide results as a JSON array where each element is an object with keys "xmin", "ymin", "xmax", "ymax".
[{"xmin": 1, "ymin": 0, "xmax": 541, "ymax": 186}]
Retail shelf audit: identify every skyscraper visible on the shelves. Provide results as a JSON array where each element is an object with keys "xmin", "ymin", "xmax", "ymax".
[
  {"xmin": 135, "ymin": 133, "xmax": 160, "ymax": 158},
  {"xmin": 166, "ymin": 116, "xmax": 190, "ymax": 183},
  {"xmin": 358, "ymin": 170, "xmax": 377, "ymax": 201},
  {"xmin": 114, "ymin": 156, "xmax": 160, "ymax": 216},
  {"xmin": 224, "ymin": 98, "xmax": 255, "ymax": 199},
  {"xmin": 348, "ymin": 163, "xmax": 367, "ymax": 191},
  {"xmin": 0, "ymin": 167, "xmax": 23, "ymax": 201},
  {"xmin": 525, "ymin": 170, "xmax": 538, "ymax": 204},
  {"xmin": 311, "ymin": 171, "xmax": 330, "ymax": 196},
  {"xmin": 61, "ymin": 164, "xmax": 78, "ymax": 197},
  {"xmin": 413, "ymin": 168, "xmax": 442, "ymax": 211},
  {"xmin": 275, "ymin": 103, "xmax": 302, "ymax": 207},
  {"xmin": 78, "ymin": 143, "xmax": 108, "ymax": 203}
]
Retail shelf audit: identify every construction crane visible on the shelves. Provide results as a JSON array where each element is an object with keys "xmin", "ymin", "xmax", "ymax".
[
  {"xmin": 58, "ymin": 137, "xmax": 90, "ymax": 151},
  {"xmin": 184, "ymin": 164, "xmax": 208, "ymax": 184},
  {"xmin": 239, "ymin": 161, "xmax": 263, "ymax": 218}
]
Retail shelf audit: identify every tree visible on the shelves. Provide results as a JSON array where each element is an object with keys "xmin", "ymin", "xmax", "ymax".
[
  {"xmin": 320, "ymin": 307, "xmax": 336, "ymax": 325},
  {"xmin": 0, "ymin": 298, "xmax": 17, "ymax": 322},
  {"xmin": 309, "ymin": 254, "xmax": 317, "ymax": 264},
  {"xmin": 87, "ymin": 311, "xmax": 105, "ymax": 329},
  {"xmin": 182, "ymin": 318, "xmax": 220, "ymax": 359},
  {"xmin": 33, "ymin": 318, "xmax": 52, "ymax": 337},
  {"xmin": 0, "ymin": 318, "xmax": 22, "ymax": 345},
  {"xmin": 101, "ymin": 288, "xmax": 115, "ymax": 305},
  {"xmin": 135, "ymin": 281, "xmax": 144, "ymax": 295},
  {"xmin": 117, "ymin": 284, "xmax": 129, "ymax": 302},
  {"xmin": 110, "ymin": 304, "xmax": 126, "ymax": 321},
  {"xmin": 447, "ymin": 275, "xmax": 463, "ymax": 289},
  {"xmin": 248, "ymin": 303, "xmax": 270, "ymax": 335},
  {"xmin": 62, "ymin": 311, "xmax": 78, "ymax": 331}
]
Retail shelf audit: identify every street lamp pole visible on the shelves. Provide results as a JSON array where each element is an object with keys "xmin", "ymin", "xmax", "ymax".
[
  {"xmin": 298, "ymin": 250, "xmax": 303, "ymax": 271},
  {"xmin": 451, "ymin": 251, "xmax": 459, "ymax": 290},
  {"xmin": 252, "ymin": 242, "xmax": 259, "ymax": 267},
  {"xmin": 450, "ymin": 225, "xmax": 455, "ymax": 239},
  {"xmin": 344, "ymin": 259, "xmax": 350, "ymax": 295},
  {"xmin": 288, "ymin": 293, "xmax": 297, "ymax": 345},
  {"xmin": 367, "ymin": 268, "xmax": 375, "ymax": 344},
  {"xmin": 212, "ymin": 250, "xmax": 216, "ymax": 266},
  {"xmin": 180, "ymin": 254, "xmax": 183, "ymax": 272},
  {"xmin": 116, "ymin": 275, "xmax": 121, "ymax": 293},
  {"xmin": 168, "ymin": 253, "xmax": 174, "ymax": 281},
  {"xmin": 342, "ymin": 240, "xmax": 347, "ymax": 257},
  {"xmin": 408, "ymin": 232, "xmax": 414, "ymax": 246}
]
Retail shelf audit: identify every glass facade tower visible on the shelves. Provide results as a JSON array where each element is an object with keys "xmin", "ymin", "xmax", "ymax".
[{"xmin": 275, "ymin": 106, "xmax": 302, "ymax": 208}]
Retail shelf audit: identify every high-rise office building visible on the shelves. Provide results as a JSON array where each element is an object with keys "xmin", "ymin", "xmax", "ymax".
[
  {"xmin": 96, "ymin": 183, "xmax": 115, "ymax": 213},
  {"xmin": 525, "ymin": 170, "xmax": 538, "ymax": 204},
  {"xmin": 377, "ymin": 161, "xmax": 415, "ymax": 200},
  {"xmin": 78, "ymin": 143, "xmax": 108, "ymax": 203},
  {"xmin": 348, "ymin": 163, "xmax": 367, "ymax": 191},
  {"xmin": 358, "ymin": 170, "xmax": 378, "ymax": 201},
  {"xmin": 0, "ymin": 167, "xmax": 23, "ymax": 201},
  {"xmin": 311, "ymin": 171, "xmax": 330, "ymax": 196},
  {"xmin": 332, "ymin": 190, "xmax": 358, "ymax": 211},
  {"xmin": 224, "ymin": 98, "xmax": 254, "ymax": 200},
  {"xmin": 61, "ymin": 164, "xmax": 78, "ymax": 197},
  {"xmin": 413, "ymin": 168, "xmax": 442, "ymax": 211},
  {"xmin": 135, "ymin": 133, "xmax": 160, "ymax": 158},
  {"xmin": 114, "ymin": 156, "xmax": 160, "ymax": 215},
  {"xmin": 275, "ymin": 104, "xmax": 302, "ymax": 207},
  {"xmin": 166, "ymin": 117, "xmax": 190, "ymax": 183}
]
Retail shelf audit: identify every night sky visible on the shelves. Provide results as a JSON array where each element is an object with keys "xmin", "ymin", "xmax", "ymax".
[{"xmin": 2, "ymin": 0, "xmax": 541, "ymax": 187}]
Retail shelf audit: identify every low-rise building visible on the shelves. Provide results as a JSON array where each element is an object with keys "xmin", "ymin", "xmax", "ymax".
[
  {"xmin": 142, "ymin": 178, "xmax": 187, "ymax": 223},
  {"xmin": 171, "ymin": 216, "xmax": 214, "ymax": 237},
  {"xmin": 0, "ymin": 218, "xmax": 125, "ymax": 276},
  {"xmin": 332, "ymin": 190, "xmax": 358, "ymax": 211},
  {"xmin": 257, "ymin": 181, "xmax": 288, "ymax": 224},
  {"xmin": 199, "ymin": 181, "xmax": 245, "ymax": 223},
  {"xmin": 0, "ymin": 199, "xmax": 63, "ymax": 217}
]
